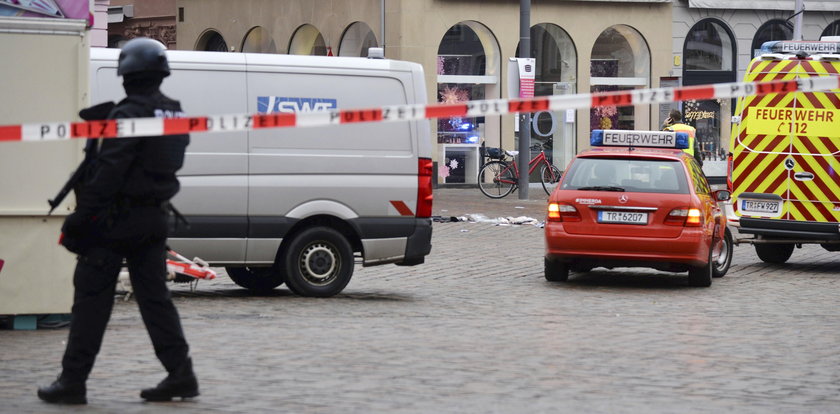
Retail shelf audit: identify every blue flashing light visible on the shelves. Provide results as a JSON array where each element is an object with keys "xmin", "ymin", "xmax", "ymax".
[
  {"xmin": 759, "ymin": 41, "xmax": 782, "ymax": 54},
  {"xmin": 591, "ymin": 129, "xmax": 605, "ymax": 146},
  {"xmin": 466, "ymin": 135, "xmax": 479, "ymax": 144}
]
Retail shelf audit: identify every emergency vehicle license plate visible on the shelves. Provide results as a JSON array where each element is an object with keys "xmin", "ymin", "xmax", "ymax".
[
  {"xmin": 740, "ymin": 200, "xmax": 781, "ymax": 214},
  {"xmin": 597, "ymin": 211, "xmax": 648, "ymax": 225}
]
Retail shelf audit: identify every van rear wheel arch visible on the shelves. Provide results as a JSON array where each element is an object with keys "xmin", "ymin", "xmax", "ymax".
[{"xmin": 277, "ymin": 215, "xmax": 362, "ymax": 260}]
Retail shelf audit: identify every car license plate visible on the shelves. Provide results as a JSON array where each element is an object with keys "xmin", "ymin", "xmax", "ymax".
[
  {"xmin": 741, "ymin": 199, "xmax": 780, "ymax": 214},
  {"xmin": 597, "ymin": 211, "xmax": 648, "ymax": 225}
]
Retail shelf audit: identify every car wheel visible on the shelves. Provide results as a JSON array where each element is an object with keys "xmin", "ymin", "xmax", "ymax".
[
  {"xmin": 225, "ymin": 266, "xmax": 285, "ymax": 292},
  {"xmin": 544, "ymin": 257, "xmax": 569, "ymax": 282},
  {"xmin": 754, "ymin": 243, "xmax": 794, "ymax": 264},
  {"xmin": 282, "ymin": 227, "xmax": 354, "ymax": 297},
  {"xmin": 688, "ymin": 247, "xmax": 713, "ymax": 287},
  {"xmin": 712, "ymin": 228, "xmax": 733, "ymax": 278}
]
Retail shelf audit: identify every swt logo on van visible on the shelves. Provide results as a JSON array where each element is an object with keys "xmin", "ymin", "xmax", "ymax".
[{"xmin": 258, "ymin": 96, "xmax": 338, "ymax": 114}]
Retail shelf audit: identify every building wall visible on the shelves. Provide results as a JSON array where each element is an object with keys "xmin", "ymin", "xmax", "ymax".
[
  {"xmin": 175, "ymin": 0, "xmax": 381, "ymax": 53},
  {"xmin": 175, "ymin": 0, "xmax": 672, "ymax": 180},
  {"xmin": 109, "ymin": 0, "xmax": 177, "ymax": 47},
  {"xmin": 671, "ymin": 0, "xmax": 840, "ymax": 82}
]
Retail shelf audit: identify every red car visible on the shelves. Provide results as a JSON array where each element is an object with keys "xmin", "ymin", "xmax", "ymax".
[{"xmin": 544, "ymin": 130, "xmax": 733, "ymax": 287}]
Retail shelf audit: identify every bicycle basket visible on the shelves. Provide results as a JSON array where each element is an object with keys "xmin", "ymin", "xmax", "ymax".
[{"xmin": 486, "ymin": 147, "xmax": 504, "ymax": 159}]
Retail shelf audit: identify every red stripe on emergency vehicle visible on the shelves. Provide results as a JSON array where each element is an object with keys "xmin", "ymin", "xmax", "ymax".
[
  {"xmin": 390, "ymin": 200, "xmax": 414, "ymax": 216},
  {"xmin": 252, "ymin": 113, "xmax": 296, "ymax": 129},
  {"xmin": 790, "ymin": 197, "xmax": 819, "ymax": 222},
  {"xmin": 740, "ymin": 151, "xmax": 786, "ymax": 193},
  {"xmin": 0, "ymin": 125, "xmax": 21, "ymax": 141},
  {"xmin": 746, "ymin": 171, "xmax": 787, "ymax": 200},
  {"xmin": 425, "ymin": 103, "xmax": 468, "ymax": 120},
  {"xmin": 341, "ymin": 109, "xmax": 383, "ymax": 124},
  {"xmin": 591, "ymin": 91, "xmax": 632, "ymax": 107},
  {"xmin": 765, "ymin": 90, "xmax": 792, "ymax": 108},
  {"xmin": 792, "ymin": 177, "xmax": 835, "ymax": 220},
  {"xmin": 804, "ymin": 61, "xmax": 840, "ymax": 114}
]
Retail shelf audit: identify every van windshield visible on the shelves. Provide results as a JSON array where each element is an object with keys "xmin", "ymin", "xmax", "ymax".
[{"xmin": 562, "ymin": 158, "xmax": 689, "ymax": 194}]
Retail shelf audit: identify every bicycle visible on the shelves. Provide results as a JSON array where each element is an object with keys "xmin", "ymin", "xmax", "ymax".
[{"xmin": 477, "ymin": 142, "xmax": 562, "ymax": 199}]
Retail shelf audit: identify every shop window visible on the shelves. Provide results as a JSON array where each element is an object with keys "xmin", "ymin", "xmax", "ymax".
[
  {"xmin": 339, "ymin": 22, "xmax": 378, "ymax": 57},
  {"xmin": 822, "ymin": 21, "xmax": 840, "ymax": 38},
  {"xmin": 683, "ymin": 19, "xmax": 736, "ymax": 162},
  {"xmin": 241, "ymin": 26, "xmax": 276, "ymax": 54},
  {"xmin": 437, "ymin": 21, "xmax": 500, "ymax": 185},
  {"xmin": 685, "ymin": 20, "xmax": 733, "ymax": 71},
  {"xmin": 289, "ymin": 24, "xmax": 327, "ymax": 56},
  {"xmin": 196, "ymin": 30, "xmax": 228, "ymax": 52},
  {"xmin": 751, "ymin": 19, "xmax": 792, "ymax": 58},
  {"xmin": 590, "ymin": 25, "xmax": 650, "ymax": 132},
  {"xmin": 515, "ymin": 23, "xmax": 577, "ymax": 178}
]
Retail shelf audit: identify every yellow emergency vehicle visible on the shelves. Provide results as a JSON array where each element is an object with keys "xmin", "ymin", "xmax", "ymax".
[{"xmin": 727, "ymin": 39, "xmax": 840, "ymax": 263}]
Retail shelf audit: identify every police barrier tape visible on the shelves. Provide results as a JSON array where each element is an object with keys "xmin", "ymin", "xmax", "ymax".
[{"xmin": 1, "ymin": 75, "xmax": 838, "ymax": 143}]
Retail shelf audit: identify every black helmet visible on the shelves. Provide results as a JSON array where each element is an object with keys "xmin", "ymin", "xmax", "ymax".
[{"xmin": 117, "ymin": 37, "xmax": 170, "ymax": 77}]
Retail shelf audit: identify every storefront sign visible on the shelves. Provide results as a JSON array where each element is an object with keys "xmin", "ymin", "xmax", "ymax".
[
  {"xmin": 684, "ymin": 110, "xmax": 716, "ymax": 121},
  {"xmin": 507, "ymin": 57, "xmax": 535, "ymax": 99},
  {"xmin": 517, "ymin": 58, "xmax": 535, "ymax": 98}
]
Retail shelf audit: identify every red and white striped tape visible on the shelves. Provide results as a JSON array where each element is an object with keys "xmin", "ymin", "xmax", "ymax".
[{"xmin": 1, "ymin": 75, "xmax": 838, "ymax": 143}]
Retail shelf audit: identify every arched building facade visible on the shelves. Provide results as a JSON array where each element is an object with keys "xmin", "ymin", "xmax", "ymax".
[{"xmin": 173, "ymin": 0, "xmax": 840, "ymax": 185}]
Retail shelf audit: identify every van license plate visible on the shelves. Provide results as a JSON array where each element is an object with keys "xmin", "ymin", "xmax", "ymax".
[
  {"xmin": 741, "ymin": 200, "xmax": 780, "ymax": 214},
  {"xmin": 597, "ymin": 211, "xmax": 648, "ymax": 225}
]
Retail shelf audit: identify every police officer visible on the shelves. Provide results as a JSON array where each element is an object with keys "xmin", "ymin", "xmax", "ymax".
[
  {"xmin": 38, "ymin": 37, "xmax": 197, "ymax": 404},
  {"xmin": 662, "ymin": 109, "xmax": 703, "ymax": 166}
]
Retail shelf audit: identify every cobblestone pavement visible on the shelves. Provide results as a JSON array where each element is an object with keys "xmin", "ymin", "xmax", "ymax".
[{"xmin": 2, "ymin": 188, "xmax": 839, "ymax": 413}]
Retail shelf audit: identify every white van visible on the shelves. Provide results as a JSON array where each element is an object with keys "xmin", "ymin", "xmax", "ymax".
[{"xmin": 89, "ymin": 48, "xmax": 433, "ymax": 297}]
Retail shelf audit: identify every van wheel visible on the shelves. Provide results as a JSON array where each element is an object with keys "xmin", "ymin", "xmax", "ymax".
[
  {"xmin": 713, "ymin": 228, "xmax": 733, "ymax": 278},
  {"xmin": 283, "ymin": 227, "xmax": 353, "ymax": 297},
  {"xmin": 225, "ymin": 266, "xmax": 285, "ymax": 292},
  {"xmin": 688, "ymin": 247, "xmax": 713, "ymax": 287},
  {"xmin": 544, "ymin": 257, "xmax": 569, "ymax": 282},
  {"xmin": 754, "ymin": 243, "xmax": 794, "ymax": 264}
]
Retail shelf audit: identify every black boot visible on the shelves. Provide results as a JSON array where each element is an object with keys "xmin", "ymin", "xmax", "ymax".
[
  {"xmin": 37, "ymin": 376, "xmax": 87, "ymax": 405},
  {"xmin": 140, "ymin": 358, "xmax": 199, "ymax": 401}
]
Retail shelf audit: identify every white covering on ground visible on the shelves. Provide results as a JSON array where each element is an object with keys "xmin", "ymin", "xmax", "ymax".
[{"xmin": 456, "ymin": 213, "xmax": 543, "ymax": 227}]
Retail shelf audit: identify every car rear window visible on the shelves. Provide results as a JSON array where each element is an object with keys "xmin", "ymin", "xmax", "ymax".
[{"xmin": 560, "ymin": 158, "xmax": 689, "ymax": 194}]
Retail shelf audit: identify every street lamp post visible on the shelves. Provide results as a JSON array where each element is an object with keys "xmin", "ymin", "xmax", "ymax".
[{"xmin": 518, "ymin": 0, "xmax": 531, "ymax": 200}]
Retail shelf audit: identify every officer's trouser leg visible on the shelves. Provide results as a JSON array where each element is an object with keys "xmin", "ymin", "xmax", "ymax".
[
  {"xmin": 126, "ymin": 239, "xmax": 189, "ymax": 373},
  {"xmin": 61, "ymin": 247, "xmax": 123, "ymax": 383}
]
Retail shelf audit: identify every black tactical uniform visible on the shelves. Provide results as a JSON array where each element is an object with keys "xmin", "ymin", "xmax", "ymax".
[{"xmin": 38, "ymin": 37, "xmax": 198, "ymax": 404}]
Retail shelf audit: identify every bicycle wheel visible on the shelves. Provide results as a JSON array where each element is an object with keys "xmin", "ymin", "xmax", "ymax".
[
  {"xmin": 478, "ymin": 160, "xmax": 516, "ymax": 198},
  {"xmin": 540, "ymin": 164, "xmax": 562, "ymax": 195}
]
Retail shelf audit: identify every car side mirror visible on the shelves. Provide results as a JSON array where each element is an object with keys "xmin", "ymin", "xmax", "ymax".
[{"xmin": 715, "ymin": 190, "xmax": 731, "ymax": 201}]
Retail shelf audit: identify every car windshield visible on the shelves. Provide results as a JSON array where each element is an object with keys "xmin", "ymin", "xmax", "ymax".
[{"xmin": 561, "ymin": 157, "xmax": 689, "ymax": 194}]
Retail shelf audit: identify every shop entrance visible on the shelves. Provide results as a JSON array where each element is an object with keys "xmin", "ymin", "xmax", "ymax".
[{"xmin": 682, "ymin": 18, "xmax": 736, "ymax": 162}]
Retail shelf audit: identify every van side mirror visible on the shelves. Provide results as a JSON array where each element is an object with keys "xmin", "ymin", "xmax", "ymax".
[{"xmin": 715, "ymin": 189, "xmax": 731, "ymax": 201}]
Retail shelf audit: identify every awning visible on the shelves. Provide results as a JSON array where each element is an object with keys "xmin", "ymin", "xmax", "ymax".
[{"xmin": 688, "ymin": 0, "xmax": 840, "ymax": 11}]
